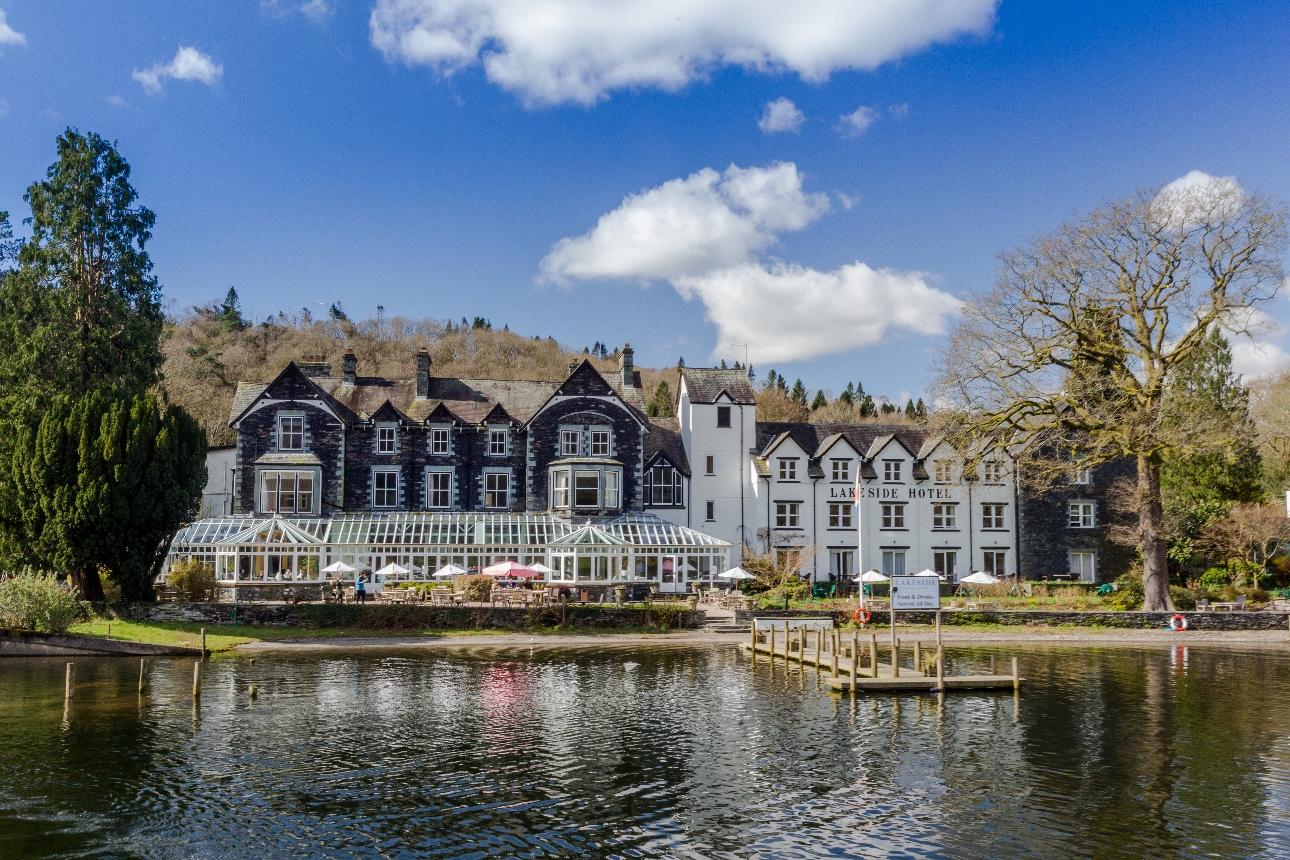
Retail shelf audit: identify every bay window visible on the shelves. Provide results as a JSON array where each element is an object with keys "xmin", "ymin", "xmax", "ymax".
[
  {"xmin": 259, "ymin": 470, "xmax": 315, "ymax": 514},
  {"xmin": 574, "ymin": 471, "xmax": 599, "ymax": 508}
]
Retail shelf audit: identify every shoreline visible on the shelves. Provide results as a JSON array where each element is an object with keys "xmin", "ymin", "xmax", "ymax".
[{"xmin": 233, "ymin": 625, "xmax": 1290, "ymax": 653}]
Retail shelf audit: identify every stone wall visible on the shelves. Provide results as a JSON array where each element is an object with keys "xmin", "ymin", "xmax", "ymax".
[
  {"xmin": 0, "ymin": 629, "xmax": 202, "ymax": 657},
  {"xmin": 737, "ymin": 608, "xmax": 1290, "ymax": 631},
  {"xmin": 117, "ymin": 601, "xmax": 701, "ymax": 631}
]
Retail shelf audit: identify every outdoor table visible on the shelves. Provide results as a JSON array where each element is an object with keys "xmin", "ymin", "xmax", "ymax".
[{"xmin": 1210, "ymin": 601, "xmax": 1242, "ymax": 611}]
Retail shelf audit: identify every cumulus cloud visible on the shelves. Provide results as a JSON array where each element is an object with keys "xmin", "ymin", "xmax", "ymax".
[
  {"xmin": 1231, "ymin": 338, "xmax": 1290, "ymax": 379},
  {"xmin": 758, "ymin": 97, "xmax": 804, "ymax": 134},
  {"xmin": 542, "ymin": 162, "xmax": 960, "ymax": 362},
  {"xmin": 133, "ymin": 46, "xmax": 223, "ymax": 95},
  {"xmin": 541, "ymin": 163, "xmax": 830, "ymax": 282},
  {"xmin": 837, "ymin": 105, "xmax": 878, "ymax": 138},
  {"xmin": 1154, "ymin": 169, "xmax": 1245, "ymax": 229},
  {"xmin": 369, "ymin": 0, "xmax": 999, "ymax": 105},
  {"xmin": 0, "ymin": 9, "xmax": 25, "ymax": 47}
]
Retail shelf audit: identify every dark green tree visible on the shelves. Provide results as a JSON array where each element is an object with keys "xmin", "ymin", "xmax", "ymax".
[
  {"xmin": 810, "ymin": 390, "xmax": 828, "ymax": 410},
  {"xmin": 860, "ymin": 394, "xmax": 877, "ymax": 417},
  {"xmin": 904, "ymin": 398, "xmax": 916, "ymax": 419},
  {"xmin": 4, "ymin": 391, "xmax": 206, "ymax": 600},
  {"xmin": 647, "ymin": 380, "xmax": 675, "ymax": 418},
  {"xmin": 789, "ymin": 379, "xmax": 808, "ymax": 406},
  {"xmin": 0, "ymin": 130, "xmax": 163, "ymax": 402},
  {"xmin": 839, "ymin": 382, "xmax": 855, "ymax": 406},
  {"xmin": 329, "ymin": 302, "xmax": 347, "ymax": 321},
  {"xmin": 218, "ymin": 287, "xmax": 245, "ymax": 332},
  {"xmin": 915, "ymin": 398, "xmax": 928, "ymax": 420}
]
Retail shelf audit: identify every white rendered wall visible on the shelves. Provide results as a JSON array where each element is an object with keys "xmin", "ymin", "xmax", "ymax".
[{"xmin": 676, "ymin": 379, "xmax": 756, "ymax": 552}]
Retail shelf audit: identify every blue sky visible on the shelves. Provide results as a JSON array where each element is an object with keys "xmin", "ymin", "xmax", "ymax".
[{"xmin": 1, "ymin": 1, "xmax": 1289, "ymax": 402}]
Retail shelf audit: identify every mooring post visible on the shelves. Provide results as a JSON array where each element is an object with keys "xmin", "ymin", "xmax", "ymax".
[
  {"xmin": 851, "ymin": 630, "xmax": 859, "ymax": 665},
  {"xmin": 937, "ymin": 646, "xmax": 945, "ymax": 693},
  {"xmin": 106, "ymin": 622, "xmax": 111, "ymax": 640},
  {"xmin": 769, "ymin": 626, "xmax": 775, "ymax": 662},
  {"xmin": 1012, "ymin": 657, "xmax": 1020, "ymax": 693},
  {"xmin": 192, "ymin": 662, "xmax": 201, "ymax": 698},
  {"xmin": 850, "ymin": 640, "xmax": 859, "ymax": 691},
  {"xmin": 831, "ymin": 639, "xmax": 839, "ymax": 677},
  {"xmin": 991, "ymin": 654, "xmax": 997, "ymax": 676},
  {"xmin": 869, "ymin": 633, "xmax": 878, "ymax": 678},
  {"xmin": 914, "ymin": 640, "xmax": 922, "ymax": 675},
  {"xmin": 783, "ymin": 626, "xmax": 790, "ymax": 662},
  {"xmin": 935, "ymin": 609, "xmax": 942, "ymax": 652},
  {"xmin": 64, "ymin": 662, "xmax": 74, "ymax": 699},
  {"xmin": 138, "ymin": 659, "xmax": 146, "ymax": 695},
  {"xmin": 201, "ymin": 628, "xmax": 207, "ymax": 660},
  {"xmin": 750, "ymin": 621, "xmax": 757, "ymax": 654},
  {"xmin": 893, "ymin": 639, "xmax": 900, "ymax": 678}
]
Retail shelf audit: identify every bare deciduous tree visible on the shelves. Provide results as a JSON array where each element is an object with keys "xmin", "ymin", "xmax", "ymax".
[
  {"xmin": 1196, "ymin": 503, "xmax": 1290, "ymax": 574},
  {"xmin": 934, "ymin": 179, "xmax": 1287, "ymax": 610}
]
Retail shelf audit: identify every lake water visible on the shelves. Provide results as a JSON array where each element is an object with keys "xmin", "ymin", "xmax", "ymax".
[{"xmin": 2, "ymin": 641, "xmax": 1290, "ymax": 858}]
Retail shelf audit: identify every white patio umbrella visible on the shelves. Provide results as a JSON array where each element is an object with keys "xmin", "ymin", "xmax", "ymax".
[
  {"xmin": 530, "ymin": 563, "xmax": 554, "ymax": 576},
  {"xmin": 854, "ymin": 570, "xmax": 888, "ymax": 608},
  {"xmin": 960, "ymin": 571, "xmax": 1001, "ymax": 585},
  {"xmin": 717, "ymin": 567, "xmax": 755, "ymax": 580},
  {"xmin": 374, "ymin": 562, "xmax": 409, "ymax": 578},
  {"xmin": 433, "ymin": 564, "xmax": 467, "ymax": 579},
  {"xmin": 914, "ymin": 568, "xmax": 940, "ymax": 577},
  {"xmin": 321, "ymin": 561, "xmax": 355, "ymax": 574}
]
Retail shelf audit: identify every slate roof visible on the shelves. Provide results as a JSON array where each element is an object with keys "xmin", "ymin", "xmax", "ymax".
[
  {"xmin": 679, "ymin": 368, "xmax": 757, "ymax": 405},
  {"xmin": 228, "ymin": 355, "xmax": 653, "ymax": 427},
  {"xmin": 755, "ymin": 423, "xmax": 931, "ymax": 460},
  {"xmin": 644, "ymin": 417, "xmax": 690, "ymax": 475}
]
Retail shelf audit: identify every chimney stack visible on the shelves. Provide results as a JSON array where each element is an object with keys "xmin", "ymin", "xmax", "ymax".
[
  {"xmin": 619, "ymin": 343, "xmax": 634, "ymax": 389},
  {"xmin": 416, "ymin": 349, "xmax": 431, "ymax": 398},
  {"xmin": 343, "ymin": 351, "xmax": 357, "ymax": 386}
]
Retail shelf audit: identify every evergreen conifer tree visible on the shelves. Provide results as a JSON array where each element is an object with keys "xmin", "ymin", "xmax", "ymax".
[{"xmin": 811, "ymin": 390, "xmax": 827, "ymax": 410}]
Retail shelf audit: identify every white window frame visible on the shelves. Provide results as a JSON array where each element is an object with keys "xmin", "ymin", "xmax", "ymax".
[
  {"xmin": 933, "ymin": 459, "xmax": 953, "ymax": 483},
  {"xmin": 831, "ymin": 459, "xmax": 851, "ymax": 482},
  {"xmin": 376, "ymin": 424, "xmax": 397, "ymax": 455},
  {"xmin": 604, "ymin": 470, "xmax": 620, "ymax": 509},
  {"xmin": 645, "ymin": 464, "xmax": 682, "ymax": 506},
  {"xmin": 258, "ymin": 469, "xmax": 316, "ymax": 515},
  {"xmin": 775, "ymin": 502, "xmax": 801, "ymax": 529},
  {"xmin": 488, "ymin": 428, "xmax": 508, "ymax": 457},
  {"xmin": 1070, "ymin": 551, "xmax": 1096, "ymax": 582},
  {"xmin": 983, "ymin": 550, "xmax": 1007, "ymax": 577},
  {"xmin": 705, "ymin": 500, "xmax": 715, "ymax": 521},
  {"xmin": 430, "ymin": 427, "xmax": 451, "ymax": 455},
  {"xmin": 934, "ymin": 550, "xmax": 957, "ymax": 580},
  {"xmin": 982, "ymin": 460, "xmax": 1003, "ymax": 484},
  {"xmin": 278, "ymin": 415, "xmax": 304, "ymax": 452},
  {"xmin": 1073, "ymin": 466, "xmax": 1093, "ymax": 485},
  {"xmin": 881, "ymin": 503, "xmax": 906, "ymax": 529},
  {"xmin": 932, "ymin": 503, "xmax": 957, "ymax": 530},
  {"xmin": 551, "ymin": 469, "xmax": 570, "ymax": 509},
  {"xmin": 425, "ymin": 470, "xmax": 453, "ymax": 509},
  {"xmin": 590, "ymin": 430, "xmax": 611, "ymax": 457},
  {"xmin": 560, "ymin": 429, "xmax": 580, "ymax": 457},
  {"xmin": 1069, "ymin": 501, "xmax": 1095, "ymax": 528},
  {"xmin": 982, "ymin": 503, "xmax": 1007, "ymax": 530},
  {"xmin": 883, "ymin": 460, "xmax": 902, "ymax": 483},
  {"xmin": 778, "ymin": 458, "xmax": 798, "ymax": 481},
  {"xmin": 574, "ymin": 471, "xmax": 600, "ymax": 508},
  {"xmin": 882, "ymin": 550, "xmax": 906, "ymax": 577},
  {"xmin": 372, "ymin": 469, "xmax": 399, "ymax": 509},
  {"xmin": 828, "ymin": 502, "xmax": 853, "ymax": 528},
  {"xmin": 484, "ymin": 471, "xmax": 510, "ymax": 509}
]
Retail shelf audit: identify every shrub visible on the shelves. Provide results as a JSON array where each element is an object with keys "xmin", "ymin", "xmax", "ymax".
[
  {"xmin": 1169, "ymin": 586, "xmax": 1197, "ymax": 610},
  {"xmin": 455, "ymin": 574, "xmax": 494, "ymax": 602},
  {"xmin": 100, "ymin": 573, "xmax": 122, "ymax": 603},
  {"xmin": 1108, "ymin": 571, "xmax": 1144, "ymax": 610},
  {"xmin": 0, "ymin": 573, "xmax": 89, "ymax": 633},
  {"xmin": 1199, "ymin": 567, "xmax": 1231, "ymax": 590},
  {"xmin": 167, "ymin": 558, "xmax": 216, "ymax": 602}
]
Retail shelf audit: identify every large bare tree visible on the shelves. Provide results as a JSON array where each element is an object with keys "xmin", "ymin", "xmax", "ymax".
[{"xmin": 934, "ymin": 178, "xmax": 1286, "ymax": 610}]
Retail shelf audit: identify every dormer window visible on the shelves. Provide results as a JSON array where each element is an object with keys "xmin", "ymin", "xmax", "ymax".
[
  {"xmin": 982, "ymin": 461, "xmax": 1004, "ymax": 484},
  {"xmin": 431, "ymin": 427, "xmax": 451, "ymax": 455},
  {"xmin": 831, "ymin": 459, "xmax": 850, "ymax": 482},
  {"xmin": 778, "ymin": 458, "xmax": 797, "ymax": 480},
  {"xmin": 934, "ymin": 459, "xmax": 953, "ymax": 483},
  {"xmin": 591, "ymin": 430, "xmax": 611, "ymax": 457},
  {"xmin": 717, "ymin": 406, "xmax": 731, "ymax": 428},
  {"xmin": 883, "ymin": 460, "xmax": 902, "ymax": 482},
  {"xmin": 376, "ymin": 426, "xmax": 397, "ymax": 454},
  {"xmin": 560, "ymin": 430, "xmax": 580, "ymax": 456},
  {"xmin": 488, "ymin": 429, "xmax": 507, "ymax": 456},
  {"xmin": 278, "ymin": 416, "xmax": 303, "ymax": 451}
]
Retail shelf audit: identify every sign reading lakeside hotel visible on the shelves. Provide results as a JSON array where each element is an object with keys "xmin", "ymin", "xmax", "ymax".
[{"xmin": 890, "ymin": 576, "xmax": 941, "ymax": 611}]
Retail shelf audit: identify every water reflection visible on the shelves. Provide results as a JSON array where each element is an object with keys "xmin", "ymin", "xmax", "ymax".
[{"xmin": 1, "ymin": 644, "xmax": 1290, "ymax": 858}]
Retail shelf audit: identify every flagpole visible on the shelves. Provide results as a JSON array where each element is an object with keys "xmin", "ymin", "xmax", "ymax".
[{"xmin": 855, "ymin": 452, "xmax": 864, "ymax": 610}]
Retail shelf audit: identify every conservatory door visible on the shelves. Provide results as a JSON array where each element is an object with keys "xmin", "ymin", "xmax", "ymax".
[{"xmin": 659, "ymin": 556, "xmax": 684, "ymax": 594}]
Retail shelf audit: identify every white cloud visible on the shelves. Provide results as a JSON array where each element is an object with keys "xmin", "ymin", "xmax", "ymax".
[
  {"xmin": 758, "ymin": 97, "xmax": 804, "ymax": 134},
  {"xmin": 1154, "ymin": 169, "xmax": 1244, "ymax": 228},
  {"xmin": 262, "ymin": 0, "xmax": 332, "ymax": 21},
  {"xmin": 106, "ymin": 95, "xmax": 129, "ymax": 108},
  {"xmin": 837, "ymin": 105, "xmax": 877, "ymax": 138},
  {"xmin": 674, "ymin": 261, "xmax": 961, "ymax": 363},
  {"xmin": 0, "ymin": 10, "xmax": 25, "ymax": 47},
  {"xmin": 1231, "ymin": 338, "xmax": 1290, "ymax": 379},
  {"xmin": 369, "ymin": 0, "xmax": 999, "ymax": 106},
  {"xmin": 541, "ymin": 162, "xmax": 829, "ymax": 282},
  {"xmin": 133, "ymin": 46, "xmax": 223, "ymax": 95},
  {"xmin": 542, "ymin": 162, "xmax": 960, "ymax": 362}
]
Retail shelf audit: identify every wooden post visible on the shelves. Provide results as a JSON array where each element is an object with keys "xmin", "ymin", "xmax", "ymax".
[
  {"xmin": 1012, "ymin": 657, "xmax": 1020, "ymax": 693},
  {"xmin": 64, "ymin": 662, "xmax": 74, "ymax": 698},
  {"xmin": 750, "ymin": 622, "xmax": 757, "ymax": 653},
  {"xmin": 106, "ymin": 622, "xmax": 111, "ymax": 640},
  {"xmin": 249, "ymin": 684, "xmax": 259, "ymax": 700},
  {"xmin": 914, "ymin": 640, "xmax": 922, "ymax": 675},
  {"xmin": 869, "ymin": 633, "xmax": 878, "ymax": 678},
  {"xmin": 783, "ymin": 626, "xmax": 790, "ymax": 662},
  {"xmin": 192, "ymin": 662, "xmax": 201, "ymax": 698},
  {"xmin": 851, "ymin": 630, "xmax": 859, "ymax": 667},
  {"xmin": 769, "ymin": 626, "xmax": 775, "ymax": 662},
  {"xmin": 991, "ymin": 654, "xmax": 997, "ymax": 676},
  {"xmin": 815, "ymin": 628, "xmax": 822, "ymax": 671},
  {"xmin": 831, "ymin": 639, "xmax": 839, "ymax": 677},
  {"xmin": 936, "ymin": 646, "xmax": 945, "ymax": 693},
  {"xmin": 893, "ymin": 639, "xmax": 900, "ymax": 678},
  {"xmin": 138, "ymin": 659, "xmax": 146, "ymax": 694},
  {"xmin": 201, "ymin": 628, "xmax": 207, "ymax": 660},
  {"xmin": 935, "ymin": 610, "xmax": 942, "ymax": 652},
  {"xmin": 850, "ymin": 640, "xmax": 859, "ymax": 691}
]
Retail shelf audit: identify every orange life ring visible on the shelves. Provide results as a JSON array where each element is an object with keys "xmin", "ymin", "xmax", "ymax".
[
  {"xmin": 1169, "ymin": 614, "xmax": 1188, "ymax": 632},
  {"xmin": 854, "ymin": 608, "xmax": 872, "ymax": 625}
]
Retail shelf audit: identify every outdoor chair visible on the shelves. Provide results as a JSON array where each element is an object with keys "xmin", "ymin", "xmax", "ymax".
[
  {"xmin": 1235, "ymin": 595, "xmax": 1247, "ymax": 611},
  {"xmin": 1195, "ymin": 598, "xmax": 1209, "ymax": 611}
]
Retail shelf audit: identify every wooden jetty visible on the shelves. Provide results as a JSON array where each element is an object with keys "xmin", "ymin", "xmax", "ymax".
[{"xmin": 742, "ymin": 624, "xmax": 1024, "ymax": 694}]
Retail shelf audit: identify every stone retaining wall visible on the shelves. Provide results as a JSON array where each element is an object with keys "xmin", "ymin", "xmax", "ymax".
[
  {"xmin": 0, "ymin": 629, "xmax": 202, "ymax": 657},
  {"xmin": 112, "ymin": 602, "xmax": 701, "ymax": 631},
  {"xmin": 736, "ymin": 608, "xmax": 1290, "ymax": 631}
]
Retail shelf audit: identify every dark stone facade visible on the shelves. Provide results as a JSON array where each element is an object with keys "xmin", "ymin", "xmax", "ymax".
[
  {"xmin": 231, "ymin": 359, "xmax": 647, "ymax": 517},
  {"xmin": 1017, "ymin": 456, "xmax": 1139, "ymax": 583}
]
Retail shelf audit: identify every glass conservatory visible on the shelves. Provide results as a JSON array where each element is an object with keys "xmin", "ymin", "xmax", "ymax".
[{"xmin": 166, "ymin": 512, "xmax": 730, "ymax": 596}]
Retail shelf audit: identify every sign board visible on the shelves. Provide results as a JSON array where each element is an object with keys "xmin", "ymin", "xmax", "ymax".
[{"xmin": 890, "ymin": 576, "xmax": 940, "ymax": 611}]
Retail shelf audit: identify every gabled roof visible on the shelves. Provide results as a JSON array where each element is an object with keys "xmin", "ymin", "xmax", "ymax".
[
  {"xmin": 680, "ymin": 368, "xmax": 757, "ymax": 405},
  {"xmin": 550, "ymin": 525, "xmax": 631, "ymax": 546},
  {"xmin": 524, "ymin": 359, "xmax": 648, "ymax": 429},
  {"xmin": 230, "ymin": 362, "xmax": 357, "ymax": 427},
  {"xmin": 218, "ymin": 517, "xmax": 325, "ymax": 546},
  {"xmin": 755, "ymin": 423, "xmax": 931, "ymax": 462},
  {"xmin": 760, "ymin": 430, "xmax": 811, "ymax": 459},
  {"xmin": 643, "ymin": 417, "xmax": 690, "ymax": 475}
]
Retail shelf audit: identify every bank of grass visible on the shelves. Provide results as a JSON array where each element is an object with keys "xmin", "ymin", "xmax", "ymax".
[{"xmin": 69, "ymin": 618, "xmax": 688, "ymax": 653}]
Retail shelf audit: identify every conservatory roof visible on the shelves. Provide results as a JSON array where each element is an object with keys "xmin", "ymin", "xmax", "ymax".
[{"xmin": 170, "ymin": 512, "xmax": 729, "ymax": 549}]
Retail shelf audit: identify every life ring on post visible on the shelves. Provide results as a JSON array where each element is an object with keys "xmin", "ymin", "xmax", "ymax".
[
  {"xmin": 854, "ymin": 608, "xmax": 872, "ymax": 626},
  {"xmin": 1169, "ymin": 614, "xmax": 1188, "ymax": 632}
]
